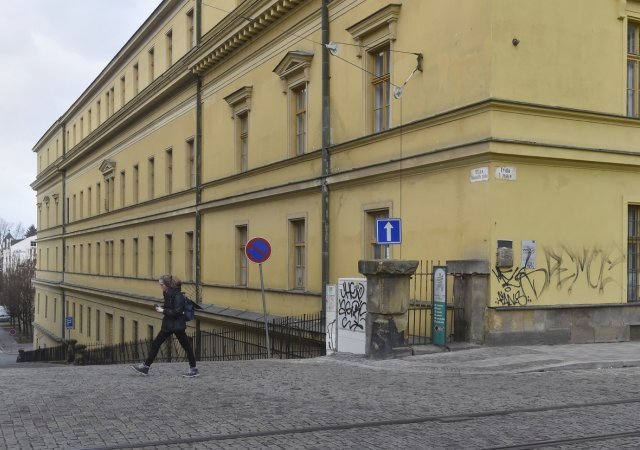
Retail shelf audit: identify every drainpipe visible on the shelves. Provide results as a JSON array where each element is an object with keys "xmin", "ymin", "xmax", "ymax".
[
  {"xmin": 321, "ymin": 0, "xmax": 330, "ymax": 324},
  {"xmin": 61, "ymin": 122, "xmax": 67, "ymax": 341},
  {"xmin": 194, "ymin": 0, "xmax": 203, "ymax": 358}
]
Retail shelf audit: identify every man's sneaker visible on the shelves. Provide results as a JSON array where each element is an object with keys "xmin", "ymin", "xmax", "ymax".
[
  {"xmin": 182, "ymin": 367, "xmax": 199, "ymax": 378},
  {"xmin": 131, "ymin": 363, "xmax": 150, "ymax": 375}
]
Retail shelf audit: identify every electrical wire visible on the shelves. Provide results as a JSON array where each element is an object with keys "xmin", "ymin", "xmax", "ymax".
[{"xmin": 201, "ymin": 0, "xmax": 422, "ymax": 89}]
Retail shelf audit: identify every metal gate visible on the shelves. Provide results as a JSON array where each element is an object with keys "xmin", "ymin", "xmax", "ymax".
[{"xmin": 407, "ymin": 260, "xmax": 456, "ymax": 345}]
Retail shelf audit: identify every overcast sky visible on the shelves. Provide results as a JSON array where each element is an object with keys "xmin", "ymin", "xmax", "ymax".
[{"xmin": 0, "ymin": 0, "xmax": 160, "ymax": 232}]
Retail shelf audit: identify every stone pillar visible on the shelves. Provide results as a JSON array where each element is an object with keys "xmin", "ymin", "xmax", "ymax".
[
  {"xmin": 358, "ymin": 259, "xmax": 419, "ymax": 359},
  {"xmin": 447, "ymin": 260, "xmax": 490, "ymax": 344}
]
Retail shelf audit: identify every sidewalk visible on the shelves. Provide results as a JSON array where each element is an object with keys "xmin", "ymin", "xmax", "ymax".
[
  {"xmin": 350, "ymin": 340, "xmax": 640, "ymax": 374},
  {"xmin": 0, "ymin": 323, "xmax": 32, "ymax": 356}
]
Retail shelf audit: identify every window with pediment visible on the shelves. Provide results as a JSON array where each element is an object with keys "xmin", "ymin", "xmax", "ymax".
[
  {"xmin": 274, "ymin": 51, "xmax": 313, "ymax": 155},
  {"xmin": 347, "ymin": 4, "xmax": 401, "ymax": 134},
  {"xmin": 225, "ymin": 87, "xmax": 253, "ymax": 173}
]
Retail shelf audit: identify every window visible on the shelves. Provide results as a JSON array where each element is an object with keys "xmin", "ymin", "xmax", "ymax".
[
  {"xmin": 88, "ymin": 243, "xmax": 92, "ymax": 273},
  {"xmin": 147, "ymin": 324, "xmax": 154, "ymax": 340},
  {"xmin": 187, "ymin": 9, "xmax": 195, "ymax": 49},
  {"xmin": 109, "ymin": 87, "xmax": 115, "ymax": 116},
  {"xmin": 96, "ymin": 242, "xmax": 101, "ymax": 274},
  {"xmin": 53, "ymin": 298, "xmax": 57, "ymax": 322},
  {"xmin": 273, "ymin": 51, "xmax": 313, "ymax": 156},
  {"xmin": 120, "ymin": 316, "xmax": 125, "ymax": 343},
  {"xmin": 186, "ymin": 231, "xmax": 194, "ymax": 281},
  {"xmin": 96, "ymin": 310, "xmax": 101, "ymax": 342},
  {"xmin": 132, "ymin": 320, "xmax": 139, "ymax": 342},
  {"xmin": 165, "ymin": 148, "xmax": 173, "ymax": 194},
  {"xmin": 629, "ymin": 22, "xmax": 640, "ymax": 118},
  {"xmin": 133, "ymin": 164, "xmax": 139, "ymax": 203},
  {"xmin": 88, "ymin": 109, "xmax": 92, "ymax": 132},
  {"xmin": 366, "ymin": 208, "xmax": 390, "ymax": 259},
  {"xmin": 165, "ymin": 234, "xmax": 172, "ymax": 274},
  {"xmin": 294, "ymin": 85, "xmax": 307, "ymax": 155},
  {"xmin": 87, "ymin": 307, "xmax": 92, "ymax": 337},
  {"xmin": 120, "ymin": 170, "xmax": 126, "ymax": 207},
  {"xmin": 105, "ymin": 91, "xmax": 110, "ymax": 119},
  {"xmin": 79, "ymin": 190, "xmax": 84, "ymax": 219},
  {"xmin": 148, "ymin": 236, "xmax": 155, "ymax": 278},
  {"xmin": 629, "ymin": 205, "xmax": 640, "ymax": 301},
  {"xmin": 347, "ymin": 4, "xmax": 400, "ymax": 133},
  {"xmin": 96, "ymin": 182, "xmax": 101, "ymax": 214},
  {"xmin": 166, "ymin": 29, "xmax": 173, "ymax": 67},
  {"xmin": 133, "ymin": 63, "xmax": 139, "ymax": 95},
  {"xmin": 371, "ymin": 44, "xmax": 391, "ymax": 132},
  {"xmin": 290, "ymin": 219, "xmax": 306, "ymax": 289},
  {"xmin": 239, "ymin": 112, "xmax": 249, "ymax": 172},
  {"xmin": 186, "ymin": 139, "xmax": 195, "ymax": 188},
  {"xmin": 72, "ymin": 124, "xmax": 76, "ymax": 147},
  {"xmin": 87, "ymin": 187, "xmax": 92, "ymax": 216},
  {"xmin": 79, "ymin": 305, "xmax": 83, "ymax": 334},
  {"xmin": 80, "ymin": 117, "xmax": 84, "ymax": 140},
  {"xmin": 120, "ymin": 75, "xmax": 126, "ymax": 106},
  {"xmin": 120, "ymin": 239, "xmax": 125, "ymax": 275},
  {"xmin": 79, "ymin": 244, "xmax": 84, "ymax": 272},
  {"xmin": 133, "ymin": 238, "xmax": 139, "ymax": 277},
  {"xmin": 97, "ymin": 100, "xmax": 101, "ymax": 125},
  {"xmin": 148, "ymin": 157, "xmax": 155, "ymax": 199},
  {"xmin": 224, "ymin": 86, "xmax": 252, "ymax": 173},
  {"xmin": 148, "ymin": 47, "xmax": 155, "ymax": 83},
  {"xmin": 236, "ymin": 225, "xmax": 248, "ymax": 286},
  {"xmin": 45, "ymin": 296, "xmax": 48, "ymax": 319}
]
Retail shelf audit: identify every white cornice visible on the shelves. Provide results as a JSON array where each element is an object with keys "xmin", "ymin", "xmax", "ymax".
[{"xmin": 191, "ymin": 0, "xmax": 307, "ymax": 76}]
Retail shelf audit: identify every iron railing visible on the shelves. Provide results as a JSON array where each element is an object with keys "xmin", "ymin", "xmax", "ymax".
[{"xmin": 18, "ymin": 313, "xmax": 325, "ymax": 365}]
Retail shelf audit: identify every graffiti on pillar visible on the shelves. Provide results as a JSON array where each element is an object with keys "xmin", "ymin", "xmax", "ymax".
[
  {"xmin": 338, "ymin": 279, "xmax": 367, "ymax": 332},
  {"xmin": 493, "ymin": 245, "xmax": 625, "ymax": 306}
]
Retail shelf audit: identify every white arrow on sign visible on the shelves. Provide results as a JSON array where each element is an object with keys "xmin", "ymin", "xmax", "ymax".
[{"xmin": 384, "ymin": 222, "xmax": 394, "ymax": 242}]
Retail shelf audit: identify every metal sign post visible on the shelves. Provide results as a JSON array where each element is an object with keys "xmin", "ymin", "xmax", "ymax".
[
  {"xmin": 432, "ymin": 266, "xmax": 447, "ymax": 347},
  {"xmin": 245, "ymin": 237, "xmax": 272, "ymax": 359}
]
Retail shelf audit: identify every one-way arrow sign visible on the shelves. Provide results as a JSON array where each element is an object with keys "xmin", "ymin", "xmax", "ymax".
[{"xmin": 376, "ymin": 218, "xmax": 402, "ymax": 244}]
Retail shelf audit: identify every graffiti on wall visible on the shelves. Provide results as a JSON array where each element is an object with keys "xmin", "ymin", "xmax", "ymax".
[
  {"xmin": 338, "ymin": 279, "xmax": 367, "ymax": 331},
  {"xmin": 493, "ymin": 245, "xmax": 625, "ymax": 306}
]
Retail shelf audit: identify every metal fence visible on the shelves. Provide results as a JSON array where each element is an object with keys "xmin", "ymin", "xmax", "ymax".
[
  {"xmin": 408, "ymin": 260, "xmax": 456, "ymax": 345},
  {"xmin": 18, "ymin": 313, "xmax": 325, "ymax": 365}
]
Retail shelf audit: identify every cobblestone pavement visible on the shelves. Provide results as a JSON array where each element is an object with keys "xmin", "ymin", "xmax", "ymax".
[{"xmin": 3, "ymin": 342, "xmax": 640, "ymax": 449}]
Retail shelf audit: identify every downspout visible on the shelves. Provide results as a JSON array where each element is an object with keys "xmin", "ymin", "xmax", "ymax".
[
  {"xmin": 61, "ymin": 122, "xmax": 67, "ymax": 341},
  {"xmin": 194, "ymin": 0, "xmax": 203, "ymax": 358},
  {"xmin": 321, "ymin": 0, "xmax": 330, "ymax": 326}
]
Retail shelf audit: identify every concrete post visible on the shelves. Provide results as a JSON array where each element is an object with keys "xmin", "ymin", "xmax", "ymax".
[
  {"xmin": 447, "ymin": 260, "xmax": 490, "ymax": 344},
  {"xmin": 358, "ymin": 259, "xmax": 419, "ymax": 359}
]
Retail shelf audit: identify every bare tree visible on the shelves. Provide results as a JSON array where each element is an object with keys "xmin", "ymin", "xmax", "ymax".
[{"xmin": 0, "ymin": 251, "xmax": 35, "ymax": 338}]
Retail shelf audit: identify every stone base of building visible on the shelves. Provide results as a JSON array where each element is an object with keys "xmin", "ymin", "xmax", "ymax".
[{"xmin": 485, "ymin": 304, "xmax": 640, "ymax": 345}]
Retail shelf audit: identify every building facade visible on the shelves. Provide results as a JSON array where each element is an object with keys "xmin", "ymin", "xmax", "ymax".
[{"xmin": 31, "ymin": 0, "xmax": 640, "ymax": 347}]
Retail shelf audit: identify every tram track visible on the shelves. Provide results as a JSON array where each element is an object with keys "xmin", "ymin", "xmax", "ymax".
[{"xmin": 76, "ymin": 397, "xmax": 640, "ymax": 449}]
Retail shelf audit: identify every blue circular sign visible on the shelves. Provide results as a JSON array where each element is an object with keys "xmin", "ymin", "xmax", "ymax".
[{"xmin": 245, "ymin": 237, "xmax": 271, "ymax": 263}]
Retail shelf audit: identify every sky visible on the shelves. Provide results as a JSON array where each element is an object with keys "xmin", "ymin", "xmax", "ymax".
[{"xmin": 0, "ymin": 0, "xmax": 161, "ymax": 232}]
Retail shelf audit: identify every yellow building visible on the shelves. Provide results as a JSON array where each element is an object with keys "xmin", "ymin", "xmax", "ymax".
[{"xmin": 30, "ymin": 0, "xmax": 640, "ymax": 348}]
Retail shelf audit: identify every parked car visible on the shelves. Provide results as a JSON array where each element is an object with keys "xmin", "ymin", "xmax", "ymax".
[{"xmin": 0, "ymin": 306, "xmax": 9, "ymax": 322}]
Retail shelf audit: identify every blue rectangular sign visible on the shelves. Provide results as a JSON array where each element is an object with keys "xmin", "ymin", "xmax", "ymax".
[
  {"xmin": 65, "ymin": 316, "xmax": 74, "ymax": 330},
  {"xmin": 376, "ymin": 218, "xmax": 402, "ymax": 244}
]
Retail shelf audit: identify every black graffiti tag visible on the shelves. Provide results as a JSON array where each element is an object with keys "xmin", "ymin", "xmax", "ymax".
[{"xmin": 338, "ymin": 280, "xmax": 366, "ymax": 331}]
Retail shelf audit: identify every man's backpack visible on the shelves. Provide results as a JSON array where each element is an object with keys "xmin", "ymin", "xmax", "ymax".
[{"xmin": 182, "ymin": 295, "xmax": 196, "ymax": 321}]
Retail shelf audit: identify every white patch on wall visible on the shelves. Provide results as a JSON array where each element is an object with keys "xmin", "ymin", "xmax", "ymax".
[
  {"xmin": 337, "ymin": 278, "xmax": 367, "ymax": 354},
  {"xmin": 495, "ymin": 166, "xmax": 517, "ymax": 181},
  {"xmin": 326, "ymin": 284, "xmax": 337, "ymax": 354},
  {"xmin": 521, "ymin": 240, "xmax": 536, "ymax": 269},
  {"xmin": 470, "ymin": 167, "xmax": 489, "ymax": 183}
]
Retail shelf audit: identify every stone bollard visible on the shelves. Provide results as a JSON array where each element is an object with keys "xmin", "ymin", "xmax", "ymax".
[{"xmin": 359, "ymin": 259, "xmax": 419, "ymax": 359}]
